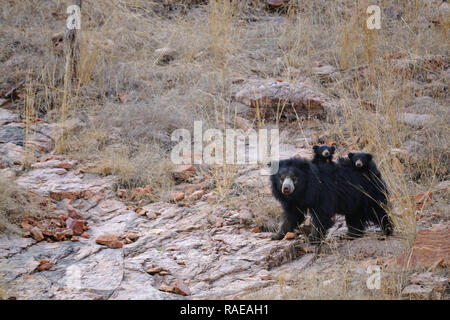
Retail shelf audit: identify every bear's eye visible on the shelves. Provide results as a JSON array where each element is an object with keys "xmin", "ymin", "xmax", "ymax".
[{"xmin": 292, "ymin": 177, "xmax": 298, "ymax": 183}]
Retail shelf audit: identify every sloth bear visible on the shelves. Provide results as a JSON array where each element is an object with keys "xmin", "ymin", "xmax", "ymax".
[
  {"xmin": 337, "ymin": 152, "xmax": 393, "ymax": 237},
  {"xmin": 312, "ymin": 145, "xmax": 335, "ymax": 164},
  {"xmin": 269, "ymin": 158, "xmax": 336, "ymax": 243},
  {"xmin": 270, "ymin": 152, "xmax": 392, "ymax": 244}
]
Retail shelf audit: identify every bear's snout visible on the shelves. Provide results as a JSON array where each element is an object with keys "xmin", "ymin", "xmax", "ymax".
[
  {"xmin": 355, "ymin": 159, "xmax": 363, "ymax": 167},
  {"xmin": 322, "ymin": 150, "xmax": 330, "ymax": 157},
  {"xmin": 281, "ymin": 177, "xmax": 294, "ymax": 195}
]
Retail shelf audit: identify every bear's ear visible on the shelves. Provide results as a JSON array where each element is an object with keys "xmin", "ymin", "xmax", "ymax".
[
  {"xmin": 312, "ymin": 145, "xmax": 319, "ymax": 151},
  {"xmin": 348, "ymin": 153, "xmax": 354, "ymax": 159},
  {"xmin": 367, "ymin": 154, "xmax": 373, "ymax": 162}
]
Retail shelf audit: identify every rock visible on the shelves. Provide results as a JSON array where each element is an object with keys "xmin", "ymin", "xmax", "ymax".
[
  {"xmin": 146, "ymin": 266, "xmax": 163, "ymax": 275},
  {"xmin": 0, "ymin": 108, "xmax": 19, "ymax": 125},
  {"xmin": 172, "ymin": 165, "xmax": 196, "ymax": 181},
  {"xmin": 398, "ymin": 113, "xmax": 436, "ymax": 127},
  {"xmin": 234, "ymin": 79, "xmax": 334, "ymax": 120},
  {"xmin": 95, "ymin": 233, "xmax": 120, "ymax": 246},
  {"xmin": 117, "ymin": 189, "xmax": 126, "ymax": 198},
  {"xmin": 402, "ymin": 284, "xmax": 433, "ymax": 299},
  {"xmin": 172, "ymin": 279, "xmax": 191, "ymax": 296},
  {"xmin": 283, "ymin": 232, "xmax": 296, "ymax": 240},
  {"xmin": 312, "ymin": 65, "xmax": 337, "ymax": 80},
  {"xmin": 266, "ymin": 0, "xmax": 286, "ymax": 7},
  {"xmin": 158, "ymin": 284, "xmax": 174, "ymax": 293},
  {"xmin": 36, "ymin": 259, "xmax": 54, "ymax": 272},
  {"xmin": 65, "ymin": 218, "xmax": 85, "ymax": 236},
  {"xmin": 390, "ymin": 223, "xmax": 450, "ymax": 270},
  {"xmin": 121, "ymin": 231, "xmax": 139, "ymax": 242},
  {"xmin": 187, "ymin": 189, "xmax": 205, "ymax": 201},
  {"xmin": 0, "ymin": 142, "xmax": 24, "ymax": 168},
  {"xmin": 414, "ymin": 191, "xmax": 433, "ymax": 210},
  {"xmin": 30, "ymin": 227, "xmax": 44, "ymax": 242},
  {"xmin": 154, "ymin": 47, "xmax": 177, "ymax": 64},
  {"xmin": 68, "ymin": 208, "xmax": 83, "ymax": 220},
  {"xmin": 261, "ymin": 275, "xmax": 273, "ymax": 280},
  {"xmin": 170, "ymin": 192, "xmax": 185, "ymax": 202},
  {"xmin": 108, "ymin": 241, "xmax": 123, "ymax": 249},
  {"xmin": 80, "ymin": 232, "xmax": 90, "ymax": 239},
  {"xmin": 54, "ymin": 229, "xmax": 73, "ymax": 241}
]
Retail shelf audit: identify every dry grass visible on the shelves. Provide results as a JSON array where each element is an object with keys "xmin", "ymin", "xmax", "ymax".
[{"xmin": 0, "ymin": 178, "xmax": 27, "ymax": 234}]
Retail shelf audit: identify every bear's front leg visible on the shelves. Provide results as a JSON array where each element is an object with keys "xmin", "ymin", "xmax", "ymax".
[
  {"xmin": 272, "ymin": 202, "xmax": 306, "ymax": 240},
  {"xmin": 308, "ymin": 207, "xmax": 334, "ymax": 244}
]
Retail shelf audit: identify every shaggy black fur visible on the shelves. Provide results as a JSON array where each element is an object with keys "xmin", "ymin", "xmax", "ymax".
[
  {"xmin": 339, "ymin": 153, "xmax": 393, "ymax": 236},
  {"xmin": 269, "ymin": 153, "xmax": 392, "ymax": 244},
  {"xmin": 269, "ymin": 158, "xmax": 336, "ymax": 243},
  {"xmin": 312, "ymin": 145, "xmax": 335, "ymax": 164}
]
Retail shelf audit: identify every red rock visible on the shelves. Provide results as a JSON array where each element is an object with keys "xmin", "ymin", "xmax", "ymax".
[
  {"xmin": 71, "ymin": 236, "xmax": 79, "ymax": 242},
  {"xmin": 390, "ymin": 224, "xmax": 450, "ymax": 270},
  {"xmin": 49, "ymin": 191, "xmax": 79, "ymax": 201},
  {"xmin": 117, "ymin": 189, "xmax": 126, "ymax": 198},
  {"xmin": 58, "ymin": 162, "xmax": 73, "ymax": 170},
  {"xmin": 261, "ymin": 275, "xmax": 272, "ymax": 280},
  {"xmin": 42, "ymin": 229, "xmax": 55, "ymax": 237},
  {"xmin": 172, "ymin": 279, "xmax": 191, "ymax": 296},
  {"xmin": 37, "ymin": 259, "xmax": 54, "ymax": 271},
  {"xmin": 283, "ymin": 232, "xmax": 296, "ymax": 240},
  {"xmin": 177, "ymin": 261, "xmax": 185, "ymax": 266},
  {"xmin": 65, "ymin": 217, "xmax": 85, "ymax": 236},
  {"xmin": 68, "ymin": 208, "xmax": 83, "ymax": 220},
  {"xmin": 30, "ymin": 227, "xmax": 44, "ymax": 241},
  {"xmin": 251, "ymin": 227, "xmax": 261, "ymax": 233},
  {"xmin": 172, "ymin": 165, "xmax": 196, "ymax": 181},
  {"xmin": 108, "ymin": 241, "xmax": 123, "ymax": 249},
  {"xmin": 80, "ymin": 232, "xmax": 90, "ymax": 239},
  {"xmin": 146, "ymin": 266, "xmax": 163, "ymax": 275},
  {"xmin": 414, "ymin": 191, "xmax": 433, "ymax": 210},
  {"xmin": 54, "ymin": 229, "xmax": 73, "ymax": 241},
  {"xmin": 170, "ymin": 192, "xmax": 185, "ymax": 202},
  {"xmin": 187, "ymin": 189, "xmax": 205, "ymax": 201},
  {"xmin": 135, "ymin": 208, "xmax": 147, "ymax": 216},
  {"xmin": 144, "ymin": 185, "xmax": 154, "ymax": 193},
  {"xmin": 20, "ymin": 222, "xmax": 33, "ymax": 232},
  {"xmin": 215, "ymin": 217, "xmax": 223, "ymax": 227},
  {"xmin": 158, "ymin": 284, "xmax": 174, "ymax": 293},
  {"xmin": 96, "ymin": 233, "xmax": 119, "ymax": 246}
]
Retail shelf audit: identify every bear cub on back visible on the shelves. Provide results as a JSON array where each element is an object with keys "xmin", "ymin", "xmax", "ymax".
[{"xmin": 312, "ymin": 145, "xmax": 335, "ymax": 164}]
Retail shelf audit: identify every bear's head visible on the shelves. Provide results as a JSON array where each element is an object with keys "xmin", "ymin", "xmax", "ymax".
[
  {"xmin": 348, "ymin": 152, "xmax": 373, "ymax": 170},
  {"xmin": 313, "ymin": 144, "xmax": 335, "ymax": 161},
  {"xmin": 270, "ymin": 158, "xmax": 309, "ymax": 198}
]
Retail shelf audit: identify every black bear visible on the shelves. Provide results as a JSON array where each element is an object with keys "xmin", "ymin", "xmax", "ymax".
[
  {"xmin": 269, "ymin": 158, "xmax": 336, "ymax": 243},
  {"xmin": 312, "ymin": 145, "xmax": 335, "ymax": 164},
  {"xmin": 336, "ymin": 153, "xmax": 393, "ymax": 237},
  {"xmin": 269, "ymin": 153, "xmax": 393, "ymax": 243}
]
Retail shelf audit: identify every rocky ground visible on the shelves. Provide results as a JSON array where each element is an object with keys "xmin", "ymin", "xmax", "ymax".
[
  {"xmin": 0, "ymin": 103, "xmax": 448, "ymax": 300},
  {"xmin": 0, "ymin": 0, "xmax": 449, "ymax": 300}
]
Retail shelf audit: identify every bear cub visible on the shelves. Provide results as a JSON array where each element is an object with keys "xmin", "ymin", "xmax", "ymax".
[{"xmin": 312, "ymin": 145, "xmax": 335, "ymax": 164}]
